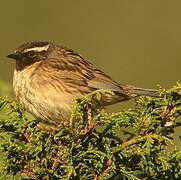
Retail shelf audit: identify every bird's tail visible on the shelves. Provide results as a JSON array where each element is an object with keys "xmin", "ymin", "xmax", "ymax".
[{"xmin": 121, "ymin": 85, "xmax": 159, "ymax": 98}]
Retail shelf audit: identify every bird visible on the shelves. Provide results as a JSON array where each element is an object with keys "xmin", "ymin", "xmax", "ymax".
[{"xmin": 7, "ymin": 41, "xmax": 159, "ymax": 125}]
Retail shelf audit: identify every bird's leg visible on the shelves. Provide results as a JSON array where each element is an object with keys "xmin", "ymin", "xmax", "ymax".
[
  {"xmin": 23, "ymin": 118, "xmax": 31, "ymax": 144},
  {"xmin": 87, "ymin": 105, "xmax": 95, "ymax": 129},
  {"xmin": 81, "ymin": 104, "xmax": 96, "ymax": 134}
]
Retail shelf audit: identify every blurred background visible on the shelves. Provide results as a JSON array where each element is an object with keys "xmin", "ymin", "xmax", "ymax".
[{"xmin": 0, "ymin": 1, "xmax": 180, "ymax": 146}]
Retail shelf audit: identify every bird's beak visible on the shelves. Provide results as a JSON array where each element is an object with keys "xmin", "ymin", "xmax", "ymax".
[{"xmin": 6, "ymin": 52, "xmax": 22, "ymax": 60}]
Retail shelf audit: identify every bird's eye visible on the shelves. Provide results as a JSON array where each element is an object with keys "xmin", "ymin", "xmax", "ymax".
[{"xmin": 27, "ymin": 51, "xmax": 36, "ymax": 58}]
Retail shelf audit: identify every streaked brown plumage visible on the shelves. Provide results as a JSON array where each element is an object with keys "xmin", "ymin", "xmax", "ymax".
[{"xmin": 7, "ymin": 41, "xmax": 158, "ymax": 125}]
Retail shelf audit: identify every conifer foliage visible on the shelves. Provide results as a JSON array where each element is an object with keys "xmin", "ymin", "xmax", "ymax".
[{"xmin": 0, "ymin": 84, "xmax": 180, "ymax": 179}]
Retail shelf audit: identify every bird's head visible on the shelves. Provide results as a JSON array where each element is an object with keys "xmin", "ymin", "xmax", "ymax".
[{"xmin": 7, "ymin": 41, "xmax": 54, "ymax": 69}]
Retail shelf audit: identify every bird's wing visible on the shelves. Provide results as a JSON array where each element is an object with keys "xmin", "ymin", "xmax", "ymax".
[
  {"xmin": 44, "ymin": 48, "xmax": 131, "ymax": 106},
  {"xmin": 87, "ymin": 69, "xmax": 124, "ymax": 93},
  {"xmin": 51, "ymin": 47, "xmax": 127, "ymax": 95}
]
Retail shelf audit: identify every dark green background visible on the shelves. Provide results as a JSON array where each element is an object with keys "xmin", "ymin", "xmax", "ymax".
[
  {"xmin": 0, "ymin": 0, "xmax": 180, "ymax": 87},
  {"xmin": 0, "ymin": 1, "xmax": 180, "ymax": 147}
]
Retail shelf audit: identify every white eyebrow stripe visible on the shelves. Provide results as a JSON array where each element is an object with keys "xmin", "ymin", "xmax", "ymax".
[{"xmin": 23, "ymin": 45, "xmax": 50, "ymax": 53}]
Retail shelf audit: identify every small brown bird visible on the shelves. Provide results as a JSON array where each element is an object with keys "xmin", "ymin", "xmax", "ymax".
[{"xmin": 7, "ymin": 41, "xmax": 158, "ymax": 125}]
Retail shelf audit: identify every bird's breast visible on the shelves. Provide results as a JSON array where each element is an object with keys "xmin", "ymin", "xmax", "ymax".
[{"xmin": 13, "ymin": 67, "xmax": 75, "ymax": 125}]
